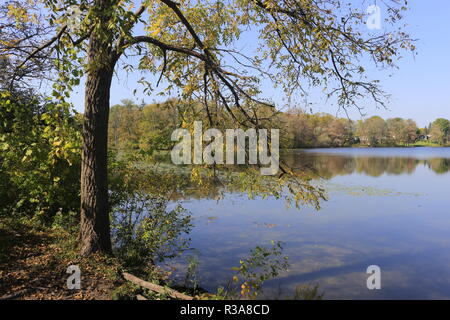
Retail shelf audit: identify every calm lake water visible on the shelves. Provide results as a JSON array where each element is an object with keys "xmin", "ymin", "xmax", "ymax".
[{"xmin": 169, "ymin": 147, "xmax": 450, "ymax": 299}]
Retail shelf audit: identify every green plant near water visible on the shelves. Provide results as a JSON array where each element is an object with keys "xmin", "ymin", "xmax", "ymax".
[
  {"xmin": 225, "ymin": 241, "xmax": 289, "ymax": 299},
  {"xmin": 109, "ymin": 158, "xmax": 193, "ymax": 270},
  {"xmin": 293, "ymin": 284, "xmax": 324, "ymax": 300},
  {"xmin": 184, "ymin": 254, "xmax": 200, "ymax": 293}
]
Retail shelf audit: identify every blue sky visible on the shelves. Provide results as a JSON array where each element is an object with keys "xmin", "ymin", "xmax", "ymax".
[{"xmin": 69, "ymin": 0, "xmax": 450, "ymax": 128}]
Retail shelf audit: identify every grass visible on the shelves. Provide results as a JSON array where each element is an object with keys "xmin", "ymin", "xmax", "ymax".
[
  {"xmin": 337, "ymin": 141, "xmax": 446, "ymax": 148},
  {"xmin": 411, "ymin": 141, "xmax": 443, "ymax": 147}
]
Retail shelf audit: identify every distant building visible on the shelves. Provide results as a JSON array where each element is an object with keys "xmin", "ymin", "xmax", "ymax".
[{"xmin": 417, "ymin": 134, "xmax": 430, "ymax": 141}]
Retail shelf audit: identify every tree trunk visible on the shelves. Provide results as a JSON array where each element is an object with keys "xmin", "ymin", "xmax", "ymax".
[{"xmin": 79, "ymin": 18, "xmax": 116, "ymax": 255}]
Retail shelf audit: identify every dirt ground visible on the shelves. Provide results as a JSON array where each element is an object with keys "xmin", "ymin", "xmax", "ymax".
[{"xmin": 0, "ymin": 219, "xmax": 119, "ymax": 300}]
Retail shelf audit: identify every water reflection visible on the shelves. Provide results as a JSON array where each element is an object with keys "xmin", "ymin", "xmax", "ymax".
[
  {"xmin": 167, "ymin": 148, "xmax": 450, "ymax": 202},
  {"xmin": 168, "ymin": 148, "xmax": 450, "ymax": 299},
  {"xmin": 284, "ymin": 149, "xmax": 450, "ymax": 178}
]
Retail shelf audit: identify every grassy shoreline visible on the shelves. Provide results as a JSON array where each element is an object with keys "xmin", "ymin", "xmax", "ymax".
[{"xmin": 283, "ymin": 141, "xmax": 447, "ymax": 149}]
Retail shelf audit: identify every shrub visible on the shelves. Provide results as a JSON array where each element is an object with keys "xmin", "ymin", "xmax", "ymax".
[
  {"xmin": 109, "ymin": 158, "xmax": 192, "ymax": 269},
  {"xmin": 0, "ymin": 90, "xmax": 81, "ymax": 226}
]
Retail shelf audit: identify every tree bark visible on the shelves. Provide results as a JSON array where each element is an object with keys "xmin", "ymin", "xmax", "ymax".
[{"xmin": 79, "ymin": 9, "xmax": 116, "ymax": 255}]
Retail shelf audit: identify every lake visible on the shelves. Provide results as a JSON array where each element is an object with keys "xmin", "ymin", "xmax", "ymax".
[{"xmin": 167, "ymin": 147, "xmax": 450, "ymax": 299}]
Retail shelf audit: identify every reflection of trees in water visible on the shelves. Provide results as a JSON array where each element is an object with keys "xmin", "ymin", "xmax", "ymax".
[
  {"xmin": 163, "ymin": 154, "xmax": 450, "ymax": 201},
  {"xmin": 427, "ymin": 158, "xmax": 450, "ymax": 174},
  {"xmin": 355, "ymin": 157, "xmax": 418, "ymax": 177},
  {"xmin": 283, "ymin": 153, "xmax": 354, "ymax": 179},
  {"xmin": 170, "ymin": 178, "xmax": 224, "ymax": 201},
  {"xmin": 282, "ymin": 153, "xmax": 450, "ymax": 179}
]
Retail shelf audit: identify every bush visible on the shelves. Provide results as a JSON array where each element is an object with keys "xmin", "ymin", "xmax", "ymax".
[
  {"xmin": 0, "ymin": 90, "xmax": 81, "ymax": 226},
  {"xmin": 109, "ymin": 158, "xmax": 193, "ymax": 269}
]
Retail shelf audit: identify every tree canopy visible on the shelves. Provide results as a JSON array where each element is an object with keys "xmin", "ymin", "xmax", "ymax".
[
  {"xmin": 3, "ymin": 0, "xmax": 414, "ymax": 115},
  {"xmin": 1, "ymin": 0, "xmax": 415, "ymax": 255}
]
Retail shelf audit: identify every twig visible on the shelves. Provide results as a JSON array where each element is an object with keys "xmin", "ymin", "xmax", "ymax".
[{"xmin": 0, "ymin": 289, "xmax": 29, "ymax": 300}]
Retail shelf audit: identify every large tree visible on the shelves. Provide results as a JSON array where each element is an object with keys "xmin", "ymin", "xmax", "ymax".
[
  {"xmin": 386, "ymin": 117, "xmax": 418, "ymax": 145},
  {"xmin": 356, "ymin": 116, "xmax": 387, "ymax": 146},
  {"xmin": 2, "ymin": 0, "xmax": 413, "ymax": 255},
  {"xmin": 430, "ymin": 118, "xmax": 450, "ymax": 145}
]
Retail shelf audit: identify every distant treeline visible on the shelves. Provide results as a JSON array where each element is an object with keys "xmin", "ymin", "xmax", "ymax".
[
  {"xmin": 108, "ymin": 99, "xmax": 450, "ymax": 151},
  {"xmin": 282, "ymin": 111, "xmax": 449, "ymax": 148}
]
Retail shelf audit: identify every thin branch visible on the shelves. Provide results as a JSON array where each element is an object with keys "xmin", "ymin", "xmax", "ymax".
[{"xmin": 14, "ymin": 25, "xmax": 67, "ymax": 72}]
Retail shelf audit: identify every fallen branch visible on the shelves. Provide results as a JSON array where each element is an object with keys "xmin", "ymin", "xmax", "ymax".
[
  {"xmin": 0, "ymin": 289, "xmax": 29, "ymax": 300},
  {"xmin": 122, "ymin": 272, "xmax": 193, "ymax": 300}
]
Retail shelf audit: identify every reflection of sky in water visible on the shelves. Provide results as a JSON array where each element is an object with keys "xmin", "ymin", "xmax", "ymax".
[{"xmin": 166, "ymin": 148, "xmax": 450, "ymax": 299}]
